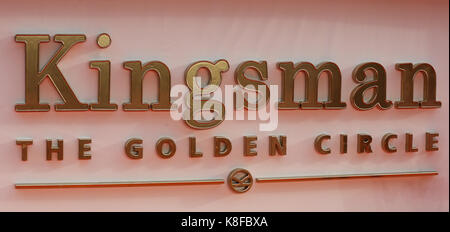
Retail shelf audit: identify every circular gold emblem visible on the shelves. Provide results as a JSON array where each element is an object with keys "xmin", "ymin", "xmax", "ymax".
[
  {"xmin": 96, "ymin": 33, "xmax": 111, "ymax": 48},
  {"xmin": 227, "ymin": 168, "xmax": 253, "ymax": 193}
]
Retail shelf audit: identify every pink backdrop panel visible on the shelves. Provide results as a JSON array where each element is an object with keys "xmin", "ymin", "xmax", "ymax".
[{"xmin": 0, "ymin": 0, "xmax": 448, "ymax": 211}]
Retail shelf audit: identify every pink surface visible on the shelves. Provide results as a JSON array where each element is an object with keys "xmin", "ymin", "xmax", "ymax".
[{"xmin": 0, "ymin": 0, "xmax": 448, "ymax": 211}]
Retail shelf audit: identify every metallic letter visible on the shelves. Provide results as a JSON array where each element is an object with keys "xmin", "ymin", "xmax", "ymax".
[
  {"xmin": 15, "ymin": 34, "xmax": 88, "ymax": 111},
  {"xmin": 189, "ymin": 137, "xmax": 203, "ymax": 158},
  {"xmin": 340, "ymin": 134, "xmax": 347, "ymax": 154},
  {"xmin": 277, "ymin": 62, "xmax": 346, "ymax": 109},
  {"xmin": 46, "ymin": 139, "xmax": 63, "ymax": 160},
  {"xmin": 425, "ymin": 132, "xmax": 439, "ymax": 151},
  {"xmin": 357, "ymin": 134, "xmax": 372, "ymax": 153},
  {"xmin": 244, "ymin": 136, "xmax": 257, "ymax": 156},
  {"xmin": 405, "ymin": 133, "xmax": 418, "ymax": 152},
  {"xmin": 89, "ymin": 61, "xmax": 117, "ymax": 110},
  {"xmin": 235, "ymin": 61, "xmax": 270, "ymax": 109},
  {"xmin": 395, "ymin": 63, "xmax": 441, "ymax": 109},
  {"xmin": 381, "ymin": 133, "xmax": 397, "ymax": 153},
  {"xmin": 350, "ymin": 62, "xmax": 392, "ymax": 110},
  {"xmin": 78, "ymin": 138, "xmax": 92, "ymax": 160},
  {"xmin": 185, "ymin": 60, "xmax": 229, "ymax": 129},
  {"xmin": 269, "ymin": 135, "xmax": 287, "ymax": 156},
  {"xmin": 16, "ymin": 139, "xmax": 33, "ymax": 161},
  {"xmin": 214, "ymin": 136, "xmax": 232, "ymax": 157},
  {"xmin": 156, "ymin": 137, "xmax": 176, "ymax": 158},
  {"xmin": 314, "ymin": 134, "xmax": 331, "ymax": 154},
  {"xmin": 125, "ymin": 138, "xmax": 143, "ymax": 159},
  {"xmin": 123, "ymin": 61, "xmax": 172, "ymax": 111}
]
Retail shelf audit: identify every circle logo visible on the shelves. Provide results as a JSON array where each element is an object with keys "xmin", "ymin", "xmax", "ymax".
[
  {"xmin": 227, "ymin": 168, "xmax": 253, "ymax": 193},
  {"xmin": 96, "ymin": 33, "xmax": 111, "ymax": 48}
]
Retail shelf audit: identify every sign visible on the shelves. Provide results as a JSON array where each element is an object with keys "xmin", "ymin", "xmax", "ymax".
[
  {"xmin": 11, "ymin": 33, "xmax": 442, "ymax": 191},
  {"xmin": 0, "ymin": 0, "xmax": 448, "ymax": 211}
]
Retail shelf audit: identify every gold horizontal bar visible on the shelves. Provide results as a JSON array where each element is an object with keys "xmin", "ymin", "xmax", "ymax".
[
  {"xmin": 256, "ymin": 170, "xmax": 438, "ymax": 182},
  {"xmin": 15, "ymin": 178, "xmax": 225, "ymax": 189}
]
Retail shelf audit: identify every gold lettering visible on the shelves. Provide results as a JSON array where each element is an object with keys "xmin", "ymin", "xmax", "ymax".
[
  {"xmin": 235, "ymin": 61, "xmax": 270, "ymax": 109},
  {"xmin": 123, "ymin": 61, "xmax": 172, "ymax": 111},
  {"xmin": 277, "ymin": 62, "xmax": 346, "ymax": 109},
  {"xmin": 189, "ymin": 137, "xmax": 203, "ymax": 158},
  {"xmin": 244, "ymin": 136, "xmax": 257, "ymax": 156},
  {"xmin": 357, "ymin": 134, "xmax": 372, "ymax": 153},
  {"xmin": 340, "ymin": 134, "xmax": 347, "ymax": 154},
  {"xmin": 46, "ymin": 139, "xmax": 63, "ymax": 160},
  {"xmin": 350, "ymin": 62, "xmax": 392, "ymax": 110},
  {"xmin": 78, "ymin": 138, "xmax": 92, "ymax": 160},
  {"xmin": 395, "ymin": 63, "xmax": 441, "ymax": 109},
  {"xmin": 89, "ymin": 61, "xmax": 117, "ymax": 111},
  {"xmin": 185, "ymin": 60, "xmax": 229, "ymax": 129},
  {"xmin": 405, "ymin": 133, "xmax": 418, "ymax": 152},
  {"xmin": 425, "ymin": 132, "xmax": 439, "ymax": 151},
  {"xmin": 15, "ymin": 34, "xmax": 88, "ymax": 111},
  {"xmin": 214, "ymin": 136, "xmax": 232, "ymax": 157},
  {"xmin": 16, "ymin": 138, "xmax": 33, "ymax": 161},
  {"xmin": 314, "ymin": 134, "xmax": 331, "ymax": 154},
  {"xmin": 156, "ymin": 137, "xmax": 176, "ymax": 158},
  {"xmin": 125, "ymin": 138, "xmax": 143, "ymax": 159},
  {"xmin": 381, "ymin": 133, "xmax": 397, "ymax": 153},
  {"xmin": 269, "ymin": 135, "xmax": 287, "ymax": 156}
]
